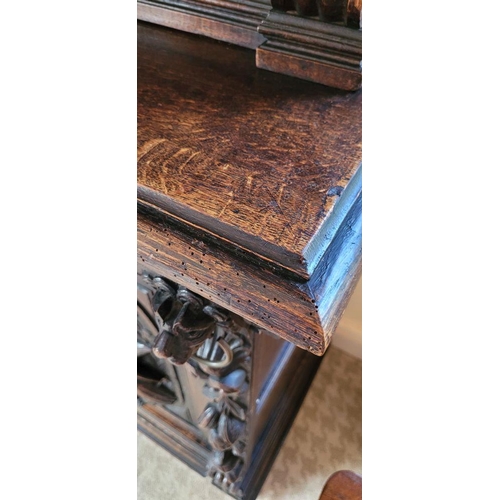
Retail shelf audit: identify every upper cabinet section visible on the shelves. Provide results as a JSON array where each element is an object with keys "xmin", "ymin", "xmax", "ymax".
[{"xmin": 137, "ymin": 0, "xmax": 361, "ymax": 90}]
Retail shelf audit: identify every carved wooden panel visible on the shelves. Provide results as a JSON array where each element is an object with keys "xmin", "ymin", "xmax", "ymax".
[
  {"xmin": 137, "ymin": 20, "xmax": 361, "ymax": 499},
  {"xmin": 138, "ymin": 271, "xmax": 256, "ymax": 497},
  {"xmin": 271, "ymin": 0, "xmax": 361, "ymax": 28},
  {"xmin": 137, "ymin": 303, "xmax": 182, "ymax": 406},
  {"xmin": 138, "ymin": 239, "xmax": 329, "ymax": 500}
]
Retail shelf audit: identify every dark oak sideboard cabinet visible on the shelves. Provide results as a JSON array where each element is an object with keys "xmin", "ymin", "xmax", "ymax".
[{"xmin": 137, "ymin": 21, "xmax": 361, "ymax": 500}]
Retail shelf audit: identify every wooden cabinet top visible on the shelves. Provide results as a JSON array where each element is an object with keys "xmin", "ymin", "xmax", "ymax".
[{"xmin": 138, "ymin": 22, "xmax": 362, "ymax": 355}]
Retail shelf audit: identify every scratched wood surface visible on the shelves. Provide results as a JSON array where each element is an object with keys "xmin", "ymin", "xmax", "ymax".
[{"xmin": 137, "ymin": 22, "xmax": 362, "ymax": 279}]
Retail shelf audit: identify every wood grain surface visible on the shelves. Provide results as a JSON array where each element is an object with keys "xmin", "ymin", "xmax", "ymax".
[
  {"xmin": 137, "ymin": 0, "xmax": 269, "ymax": 49},
  {"xmin": 319, "ymin": 470, "xmax": 362, "ymax": 500},
  {"xmin": 138, "ymin": 22, "xmax": 361, "ymax": 279},
  {"xmin": 137, "ymin": 22, "xmax": 362, "ymax": 354},
  {"xmin": 271, "ymin": 0, "xmax": 362, "ymax": 27},
  {"xmin": 137, "ymin": 187, "xmax": 360, "ymax": 355},
  {"xmin": 138, "ymin": 201, "xmax": 324, "ymax": 354},
  {"xmin": 256, "ymin": 12, "xmax": 362, "ymax": 91}
]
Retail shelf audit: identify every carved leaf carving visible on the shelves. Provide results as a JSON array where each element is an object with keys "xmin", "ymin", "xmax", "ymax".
[{"xmin": 138, "ymin": 272, "xmax": 253, "ymax": 494}]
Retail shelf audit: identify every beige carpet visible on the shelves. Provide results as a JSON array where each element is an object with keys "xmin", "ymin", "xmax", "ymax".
[{"xmin": 137, "ymin": 346, "xmax": 362, "ymax": 499}]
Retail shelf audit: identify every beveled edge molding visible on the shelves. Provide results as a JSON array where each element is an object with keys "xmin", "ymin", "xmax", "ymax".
[
  {"xmin": 137, "ymin": 187, "xmax": 361, "ymax": 355},
  {"xmin": 256, "ymin": 11, "xmax": 361, "ymax": 91},
  {"xmin": 138, "ymin": 0, "xmax": 268, "ymax": 49},
  {"xmin": 137, "ymin": 164, "xmax": 360, "ymax": 282},
  {"xmin": 137, "ymin": 0, "xmax": 361, "ymax": 89}
]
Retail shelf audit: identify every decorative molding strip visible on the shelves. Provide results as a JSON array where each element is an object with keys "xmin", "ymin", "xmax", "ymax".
[
  {"xmin": 196, "ymin": 321, "xmax": 253, "ymax": 497},
  {"xmin": 138, "ymin": 0, "xmax": 361, "ymax": 90},
  {"xmin": 256, "ymin": 11, "xmax": 361, "ymax": 90},
  {"xmin": 138, "ymin": 0, "xmax": 269, "ymax": 49}
]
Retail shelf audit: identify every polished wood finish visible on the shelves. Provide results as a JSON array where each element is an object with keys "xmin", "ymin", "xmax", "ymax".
[
  {"xmin": 347, "ymin": 0, "xmax": 362, "ymax": 28},
  {"xmin": 256, "ymin": 12, "xmax": 361, "ymax": 90},
  {"xmin": 138, "ymin": 23, "xmax": 361, "ymax": 355},
  {"xmin": 137, "ymin": 21, "xmax": 362, "ymax": 500},
  {"xmin": 271, "ymin": 0, "xmax": 361, "ymax": 27},
  {"xmin": 137, "ymin": 0, "xmax": 361, "ymax": 89},
  {"xmin": 319, "ymin": 470, "xmax": 362, "ymax": 500},
  {"xmin": 137, "ymin": 0, "xmax": 269, "ymax": 49},
  {"xmin": 137, "ymin": 24, "xmax": 361, "ymax": 277},
  {"xmin": 241, "ymin": 341, "xmax": 321, "ymax": 499},
  {"xmin": 138, "ymin": 270, "xmax": 322, "ymax": 499}
]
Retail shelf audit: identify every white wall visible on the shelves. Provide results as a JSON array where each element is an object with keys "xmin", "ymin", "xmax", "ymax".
[{"xmin": 332, "ymin": 275, "xmax": 362, "ymax": 359}]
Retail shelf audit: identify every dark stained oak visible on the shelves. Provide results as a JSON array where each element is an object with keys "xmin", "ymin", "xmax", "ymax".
[
  {"xmin": 137, "ymin": 22, "xmax": 361, "ymax": 355},
  {"xmin": 256, "ymin": 12, "xmax": 361, "ymax": 91},
  {"xmin": 137, "ymin": 0, "xmax": 361, "ymax": 89},
  {"xmin": 138, "ymin": 22, "xmax": 361, "ymax": 280},
  {"xmin": 271, "ymin": 0, "xmax": 362, "ymax": 26},
  {"xmin": 138, "ymin": 283, "xmax": 322, "ymax": 499},
  {"xmin": 137, "ymin": 0, "xmax": 269, "ymax": 50},
  {"xmin": 137, "ymin": 22, "xmax": 362, "ymax": 499}
]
